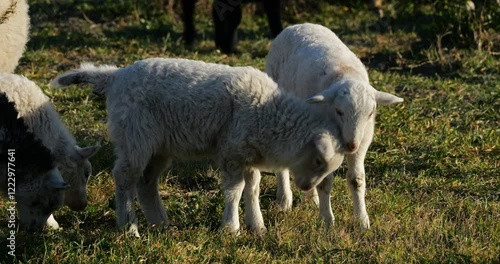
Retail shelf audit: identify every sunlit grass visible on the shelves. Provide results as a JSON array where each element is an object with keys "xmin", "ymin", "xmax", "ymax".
[{"xmin": 0, "ymin": 0, "xmax": 498, "ymax": 263}]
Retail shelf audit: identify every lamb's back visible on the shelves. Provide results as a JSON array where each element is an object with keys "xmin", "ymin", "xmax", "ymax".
[
  {"xmin": 106, "ymin": 58, "xmax": 279, "ymax": 159},
  {"xmin": 268, "ymin": 23, "xmax": 368, "ymax": 97}
]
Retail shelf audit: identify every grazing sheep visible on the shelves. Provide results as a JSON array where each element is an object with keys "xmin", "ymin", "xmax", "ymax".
[
  {"xmin": 0, "ymin": 73, "xmax": 100, "ymax": 229},
  {"xmin": 1, "ymin": 92, "xmax": 69, "ymax": 231},
  {"xmin": 0, "ymin": 0, "xmax": 30, "ymax": 73},
  {"xmin": 51, "ymin": 58, "xmax": 345, "ymax": 237},
  {"xmin": 265, "ymin": 23, "xmax": 403, "ymax": 229}
]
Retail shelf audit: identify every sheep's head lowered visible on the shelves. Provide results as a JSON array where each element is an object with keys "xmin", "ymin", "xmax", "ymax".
[
  {"xmin": 15, "ymin": 168, "xmax": 69, "ymax": 231},
  {"xmin": 58, "ymin": 145, "xmax": 100, "ymax": 211},
  {"xmin": 290, "ymin": 133, "xmax": 344, "ymax": 191}
]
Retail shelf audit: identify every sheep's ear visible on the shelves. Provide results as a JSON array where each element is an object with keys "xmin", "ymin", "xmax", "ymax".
[
  {"xmin": 48, "ymin": 181, "xmax": 71, "ymax": 190},
  {"xmin": 306, "ymin": 89, "xmax": 336, "ymax": 104},
  {"xmin": 74, "ymin": 145, "xmax": 101, "ymax": 160},
  {"xmin": 375, "ymin": 91, "xmax": 404, "ymax": 105},
  {"xmin": 45, "ymin": 170, "xmax": 71, "ymax": 190},
  {"xmin": 314, "ymin": 134, "xmax": 335, "ymax": 160}
]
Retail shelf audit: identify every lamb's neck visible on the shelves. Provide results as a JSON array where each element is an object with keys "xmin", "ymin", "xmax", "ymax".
[
  {"xmin": 266, "ymin": 95, "xmax": 331, "ymax": 150},
  {"xmin": 336, "ymin": 68, "xmax": 369, "ymax": 84}
]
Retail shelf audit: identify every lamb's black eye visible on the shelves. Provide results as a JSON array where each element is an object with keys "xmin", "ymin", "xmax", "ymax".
[
  {"xmin": 335, "ymin": 109, "xmax": 344, "ymax": 116},
  {"xmin": 314, "ymin": 157, "xmax": 323, "ymax": 167}
]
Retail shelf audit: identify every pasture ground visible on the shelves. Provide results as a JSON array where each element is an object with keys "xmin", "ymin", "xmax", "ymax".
[{"xmin": 1, "ymin": 1, "xmax": 498, "ymax": 263}]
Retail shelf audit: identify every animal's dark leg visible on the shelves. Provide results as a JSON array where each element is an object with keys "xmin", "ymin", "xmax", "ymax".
[
  {"xmin": 262, "ymin": 0, "xmax": 283, "ymax": 37},
  {"xmin": 212, "ymin": 0, "xmax": 242, "ymax": 54},
  {"xmin": 182, "ymin": 0, "xmax": 197, "ymax": 46}
]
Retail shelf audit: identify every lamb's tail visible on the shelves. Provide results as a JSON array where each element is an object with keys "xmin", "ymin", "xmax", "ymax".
[{"xmin": 50, "ymin": 63, "xmax": 119, "ymax": 95}]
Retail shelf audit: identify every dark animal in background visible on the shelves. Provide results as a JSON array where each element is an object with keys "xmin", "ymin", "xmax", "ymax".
[{"xmin": 182, "ymin": 0, "xmax": 283, "ymax": 54}]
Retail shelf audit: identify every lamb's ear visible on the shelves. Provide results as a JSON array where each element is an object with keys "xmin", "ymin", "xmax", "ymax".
[
  {"xmin": 45, "ymin": 170, "xmax": 71, "ymax": 190},
  {"xmin": 74, "ymin": 145, "xmax": 101, "ymax": 160},
  {"xmin": 306, "ymin": 88, "xmax": 337, "ymax": 104},
  {"xmin": 314, "ymin": 134, "xmax": 335, "ymax": 160},
  {"xmin": 48, "ymin": 181, "xmax": 71, "ymax": 190},
  {"xmin": 375, "ymin": 90, "xmax": 404, "ymax": 105}
]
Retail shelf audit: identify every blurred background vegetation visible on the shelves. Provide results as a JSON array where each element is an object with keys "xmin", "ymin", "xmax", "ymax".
[{"xmin": 29, "ymin": 0, "xmax": 499, "ymax": 52}]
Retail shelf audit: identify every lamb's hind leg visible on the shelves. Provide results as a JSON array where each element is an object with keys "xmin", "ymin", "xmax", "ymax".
[
  {"xmin": 113, "ymin": 158, "xmax": 142, "ymax": 237},
  {"xmin": 221, "ymin": 160, "xmax": 245, "ymax": 234},
  {"xmin": 136, "ymin": 153, "xmax": 171, "ymax": 230}
]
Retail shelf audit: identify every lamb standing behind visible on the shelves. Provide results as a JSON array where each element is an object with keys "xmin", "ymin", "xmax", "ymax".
[
  {"xmin": 51, "ymin": 58, "xmax": 345, "ymax": 237},
  {"xmin": 1, "ymin": 86, "xmax": 69, "ymax": 231},
  {"xmin": 0, "ymin": 73, "xmax": 100, "ymax": 229},
  {"xmin": 0, "ymin": 0, "xmax": 30, "ymax": 73},
  {"xmin": 266, "ymin": 23, "xmax": 403, "ymax": 229}
]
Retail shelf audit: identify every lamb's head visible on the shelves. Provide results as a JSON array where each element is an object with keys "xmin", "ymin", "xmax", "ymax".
[
  {"xmin": 16, "ymin": 168, "xmax": 69, "ymax": 231},
  {"xmin": 58, "ymin": 145, "xmax": 100, "ymax": 211},
  {"xmin": 307, "ymin": 80, "xmax": 403, "ymax": 153},
  {"xmin": 290, "ymin": 133, "xmax": 344, "ymax": 191}
]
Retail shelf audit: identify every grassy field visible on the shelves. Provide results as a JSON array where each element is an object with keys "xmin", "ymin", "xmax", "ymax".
[{"xmin": 1, "ymin": 0, "xmax": 499, "ymax": 263}]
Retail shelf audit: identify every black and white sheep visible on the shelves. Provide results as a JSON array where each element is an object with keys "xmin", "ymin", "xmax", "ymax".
[
  {"xmin": 1, "ymin": 90, "xmax": 69, "ymax": 231},
  {"xmin": 0, "ymin": 73, "xmax": 100, "ymax": 229},
  {"xmin": 265, "ymin": 23, "xmax": 404, "ymax": 229},
  {"xmin": 0, "ymin": 0, "xmax": 30, "ymax": 73},
  {"xmin": 51, "ymin": 58, "xmax": 345, "ymax": 237}
]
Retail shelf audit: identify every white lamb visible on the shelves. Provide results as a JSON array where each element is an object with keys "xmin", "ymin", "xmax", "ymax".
[
  {"xmin": 0, "ymin": 0, "xmax": 30, "ymax": 73},
  {"xmin": 1, "ymin": 91, "xmax": 69, "ymax": 231},
  {"xmin": 265, "ymin": 23, "xmax": 403, "ymax": 229},
  {"xmin": 0, "ymin": 73, "xmax": 100, "ymax": 229},
  {"xmin": 51, "ymin": 58, "xmax": 345, "ymax": 237}
]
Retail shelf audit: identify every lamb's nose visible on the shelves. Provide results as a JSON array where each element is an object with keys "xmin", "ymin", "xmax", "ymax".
[{"xmin": 347, "ymin": 142, "xmax": 358, "ymax": 153}]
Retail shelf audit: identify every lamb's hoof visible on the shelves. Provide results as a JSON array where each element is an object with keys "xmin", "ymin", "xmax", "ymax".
[
  {"xmin": 46, "ymin": 214, "xmax": 60, "ymax": 230},
  {"xmin": 149, "ymin": 222, "xmax": 169, "ymax": 232},
  {"xmin": 320, "ymin": 216, "xmax": 335, "ymax": 229},
  {"xmin": 221, "ymin": 225, "xmax": 241, "ymax": 236},
  {"xmin": 117, "ymin": 221, "xmax": 140, "ymax": 238},
  {"xmin": 129, "ymin": 226, "xmax": 140, "ymax": 238},
  {"xmin": 360, "ymin": 218, "xmax": 371, "ymax": 231},
  {"xmin": 279, "ymin": 197, "xmax": 293, "ymax": 211},
  {"xmin": 304, "ymin": 189, "xmax": 319, "ymax": 206},
  {"xmin": 248, "ymin": 225, "xmax": 267, "ymax": 236},
  {"xmin": 352, "ymin": 215, "xmax": 371, "ymax": 231}
]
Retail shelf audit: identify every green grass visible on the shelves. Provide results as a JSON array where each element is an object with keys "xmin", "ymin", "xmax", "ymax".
[{"xmin": 1, "ymin": 0, "xmax": 499, "ymax": 263}]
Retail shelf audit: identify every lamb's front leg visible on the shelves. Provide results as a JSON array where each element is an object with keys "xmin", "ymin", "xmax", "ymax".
[
  {"xmin": 244, "ymin": 167, "xmax": 266, "ymax": 235},
  {"xmin": 276, "ymin": 169, "xmax": 293, "ymax": 210},
  {"xmin": 346, "ymin": 140, "xmax": 371, "ymax": 230},
  {"xmin": 316, "ymin": 173, "xmax": 335, "ymax": 227},
  {"xmin": 113, "ymin": 159, "xmax": 142, "ymax": 237},
  {"xmin": 221, "ymin": 161, "xmax": 245, "ymax": 234}
]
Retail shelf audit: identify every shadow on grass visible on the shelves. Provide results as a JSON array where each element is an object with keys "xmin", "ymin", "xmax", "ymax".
[
  {"xmin": 353, "ymin": 8, "xmax": 479, "ymax": 79},
  {"xmin": 361, "ymin": 49, "xmax": 461, "ymax": 78},
  {"xmin": 28, "ymin": 21, "xmax": 183, "ymax": 50},
  {"xmin": 166, "ymin": 160, "xmax": 219, "ymax": 192}
]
